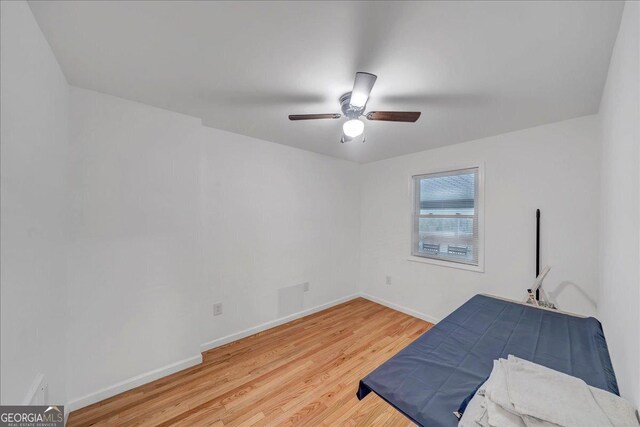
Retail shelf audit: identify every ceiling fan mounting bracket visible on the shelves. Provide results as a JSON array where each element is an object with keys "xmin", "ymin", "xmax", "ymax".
[{"xmin": 339, "ymin": 92, "xmax": 364, "ymax": 119}]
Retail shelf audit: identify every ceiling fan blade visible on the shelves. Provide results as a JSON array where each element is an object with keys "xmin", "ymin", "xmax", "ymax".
[
  {"xmin": 289, "ymin": 113, "xmax": 341, "ymax": 121},
  {"xmin": 366, "ymin": 111, "xmax": 421, "ymax": 122},
  {"xmin": 349, "ymin": 72, "xmax": 377, "ymax": 108}
]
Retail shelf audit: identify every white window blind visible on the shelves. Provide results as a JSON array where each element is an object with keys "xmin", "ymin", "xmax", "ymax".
[{"xmin": 412, "ymin": 167, "xmax": 480, "ymax": 266}]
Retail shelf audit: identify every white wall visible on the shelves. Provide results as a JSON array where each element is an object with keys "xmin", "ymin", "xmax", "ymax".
[
  {"xmin": 199, "ymin": 127, "xmax": 360, "ymax": 347},
  {"xmin": 65, "ymin": 88, "xmax": 204, "ymax": 407},
  {"xmin": 0, "ymin": 1, "xmax": 69, "ymax": 405},
  {"xmin": 597, "ymin": 0, "xmax": 639, "ymax": 408},
  {"xmin": 64, "ymin": 87, "xmax": 361, "ymax": 408},
  {"xmin": 359, "ymin": 115, "xmax": 602, "ymax": 321}
]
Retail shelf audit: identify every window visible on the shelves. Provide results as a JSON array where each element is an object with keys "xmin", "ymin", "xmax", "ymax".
[{"xmin": 411, "ymin": 167, "xmax": 482, "ymax": 268}]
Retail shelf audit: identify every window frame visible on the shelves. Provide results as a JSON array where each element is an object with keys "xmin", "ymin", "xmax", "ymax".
[{"xmin": 408, "ymin": 163, "xmax": 485, "ymax": 273}]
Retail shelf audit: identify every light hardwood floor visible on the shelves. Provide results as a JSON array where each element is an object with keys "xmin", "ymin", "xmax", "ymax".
[{"xmin": 67, "ymin": 297, "xmax": 432, "ymax": 426}]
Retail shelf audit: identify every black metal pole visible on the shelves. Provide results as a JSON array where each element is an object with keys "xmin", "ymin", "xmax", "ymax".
[{"xmin": 536, "ymin": 209, "xmax": 540, "ymax": 301}]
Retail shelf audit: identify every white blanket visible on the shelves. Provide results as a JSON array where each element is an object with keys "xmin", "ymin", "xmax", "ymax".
[
  {"xmin": 590, "ymin": 383, "xmax": 639, "ymax": 426},
  {"xmin": 485, "ymin": 360, "xmax": 526, "ymax": 427},
  {"xmin": 458, "ymin": 356, "xmax": 639, "ymax": 427},
  {"xmin": 505, "ymin": 355, "xmax": 612, "ymax": 427},
  {"xmin": 457, "ymin": 389, "xmax": 486, "ymax": 427}
]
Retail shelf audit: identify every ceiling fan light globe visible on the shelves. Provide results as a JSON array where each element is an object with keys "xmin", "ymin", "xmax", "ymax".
[{"xmin": 343, "ymin": 119, "xmax": 364, "ymax": 137}]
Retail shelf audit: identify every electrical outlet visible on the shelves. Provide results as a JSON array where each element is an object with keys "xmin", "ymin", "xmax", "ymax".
[
  {"xmin": 213, "ymin": 303, "xmax": 223, "ymax": 316},
  {"xmin": 385, "ymin": 276, "xmax": 392, "ymax": 286},
  {"xmin": 303, "ymin": 282, "xmax": 310, "ymax": 292}
]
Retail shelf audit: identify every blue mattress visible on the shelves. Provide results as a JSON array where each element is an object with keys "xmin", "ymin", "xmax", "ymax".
[{"xmin": 357, "ymin": 294, "xmax": 618, "ymax": 427}]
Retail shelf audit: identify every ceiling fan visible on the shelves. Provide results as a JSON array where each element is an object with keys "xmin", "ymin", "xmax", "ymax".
[{"xmin": 288, "ymin": 72, "xmax": 421, "ymax": 143}]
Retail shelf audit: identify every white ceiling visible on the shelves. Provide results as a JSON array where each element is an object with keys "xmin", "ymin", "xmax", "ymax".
[{"xmin": 29, "ymin": 1, "xmax": 623, "ymax": 163}]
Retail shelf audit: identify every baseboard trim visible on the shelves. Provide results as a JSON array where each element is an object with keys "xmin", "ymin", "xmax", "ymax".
[
  {"xmin": 66, "ymin": 292, "xmax": 433, "ymax": 414},
  {"xmin": 359, "ymin": 293, "xmax": 441, "ymax": 324},
  {"xmin": 66, "ymin": 354, "xmax": 202, "ymax": 413},
  {"xmin": 200, "ymin": 293, "xmax": 360, "ymax": 352}
]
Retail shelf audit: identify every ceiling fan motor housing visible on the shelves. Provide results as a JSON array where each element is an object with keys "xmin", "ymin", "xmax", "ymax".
[{"xmin": 340, "ymin": 92, "xmax": 365, "ymax": 119}]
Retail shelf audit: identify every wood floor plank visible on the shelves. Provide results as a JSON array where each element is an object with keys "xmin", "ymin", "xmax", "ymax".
[{"xmin": 67, "ymin": 298, "xmax": 432, "ymax": 426}]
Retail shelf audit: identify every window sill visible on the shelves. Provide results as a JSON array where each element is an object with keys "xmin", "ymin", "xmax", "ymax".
[{"xmin": 407, "ymin": 255, "xmax": 485, "ymax": 273}]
